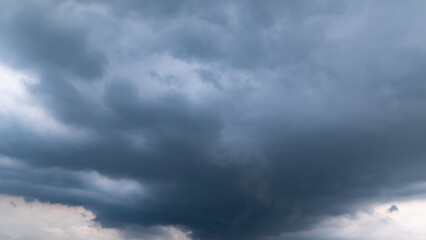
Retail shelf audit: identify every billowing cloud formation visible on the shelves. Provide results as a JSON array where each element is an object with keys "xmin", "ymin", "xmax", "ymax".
[
  {"xmin": 1, "ymin": 0, "xmax": 426, "ymax": 239},
  {"xmin": 0, "ymin": 195, "xmax": 123, "ymax": 240},
  {"xmin": 0, "ymin": 194, "xmax": 191, "ymax": 240}
]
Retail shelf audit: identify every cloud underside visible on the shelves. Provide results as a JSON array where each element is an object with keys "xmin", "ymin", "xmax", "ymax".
[{"xmin": 1, "ymin": 0, "xmax": 426, "ymax": 239}]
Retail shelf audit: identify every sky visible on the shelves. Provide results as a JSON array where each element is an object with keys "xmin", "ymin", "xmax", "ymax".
[{"xmin": 1, "ymin": 0, "xmax": 426, "ymax": 239}]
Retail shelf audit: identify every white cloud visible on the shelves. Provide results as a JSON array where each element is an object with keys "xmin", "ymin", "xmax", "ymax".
[
  {"xmin": 281, "ymin": 198, "xmax": 426, "ymax": 240},
  {"xmin": 0, "ymin": 195, "xmax": 123, "ymax": 240},
  {"xmin": 0, "ymin": 194, "xmax": 192, "ymax": 240}
]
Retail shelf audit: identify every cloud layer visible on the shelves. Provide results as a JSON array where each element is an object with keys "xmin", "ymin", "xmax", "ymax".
[{"xmin": 1, "ymin": 0, "xmax": 426, "ymax": 239}]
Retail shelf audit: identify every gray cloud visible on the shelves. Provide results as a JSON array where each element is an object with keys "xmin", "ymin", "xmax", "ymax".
[
  {"xmin": 388, "ymin": 205, "xmax": 398, "ymax": 213},
  {"xmin": 1, "ymin": 0, "xmax": 426, "ymax": 240},
  {"xmin": 0, "ymin": 1, "xmax": 107, "ymax": 79}
]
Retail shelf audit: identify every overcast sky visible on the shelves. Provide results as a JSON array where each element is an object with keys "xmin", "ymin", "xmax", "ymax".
[{"xmin": 1, "ymin": 0, "xmax": 426, "ymax": 239}]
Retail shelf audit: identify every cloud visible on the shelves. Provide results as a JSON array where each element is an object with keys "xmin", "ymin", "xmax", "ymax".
[
  {"xmin": 1, "ymin": 0, "xmax": 426, "ymax": 240},
  {"xmin": 389, "ymin": 205, "xmax": 399, "ymax": 213},
  {"xmin": 0, "ymin": 195, "xmax": 123, "ymax": 240},
  {"xmin": 0, "ymin": 194, "xmax": 191, "ymax": 240},
  {"xmin": 0, "ymin": 0, "xmax": 107, "ymax": 79},
  {"xmin": 276, "ymin": 198, "xmax": 426, "ymax": 240}
]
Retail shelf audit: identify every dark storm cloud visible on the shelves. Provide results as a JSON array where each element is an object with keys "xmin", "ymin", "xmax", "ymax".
[
  {"xmin": 197, "ymin": 69, "xmax": 222, "ymax": 89},
  {"xmin": 149, "ymin": 0, "xmax": 335, "ymax": 69},
  {"xmin": 0, "ymin": 1, "xmax": 107, "ymax": 79},
  {"xmin": 1, "ymin": 0, "xmax": 426, "ymax": 240}
]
